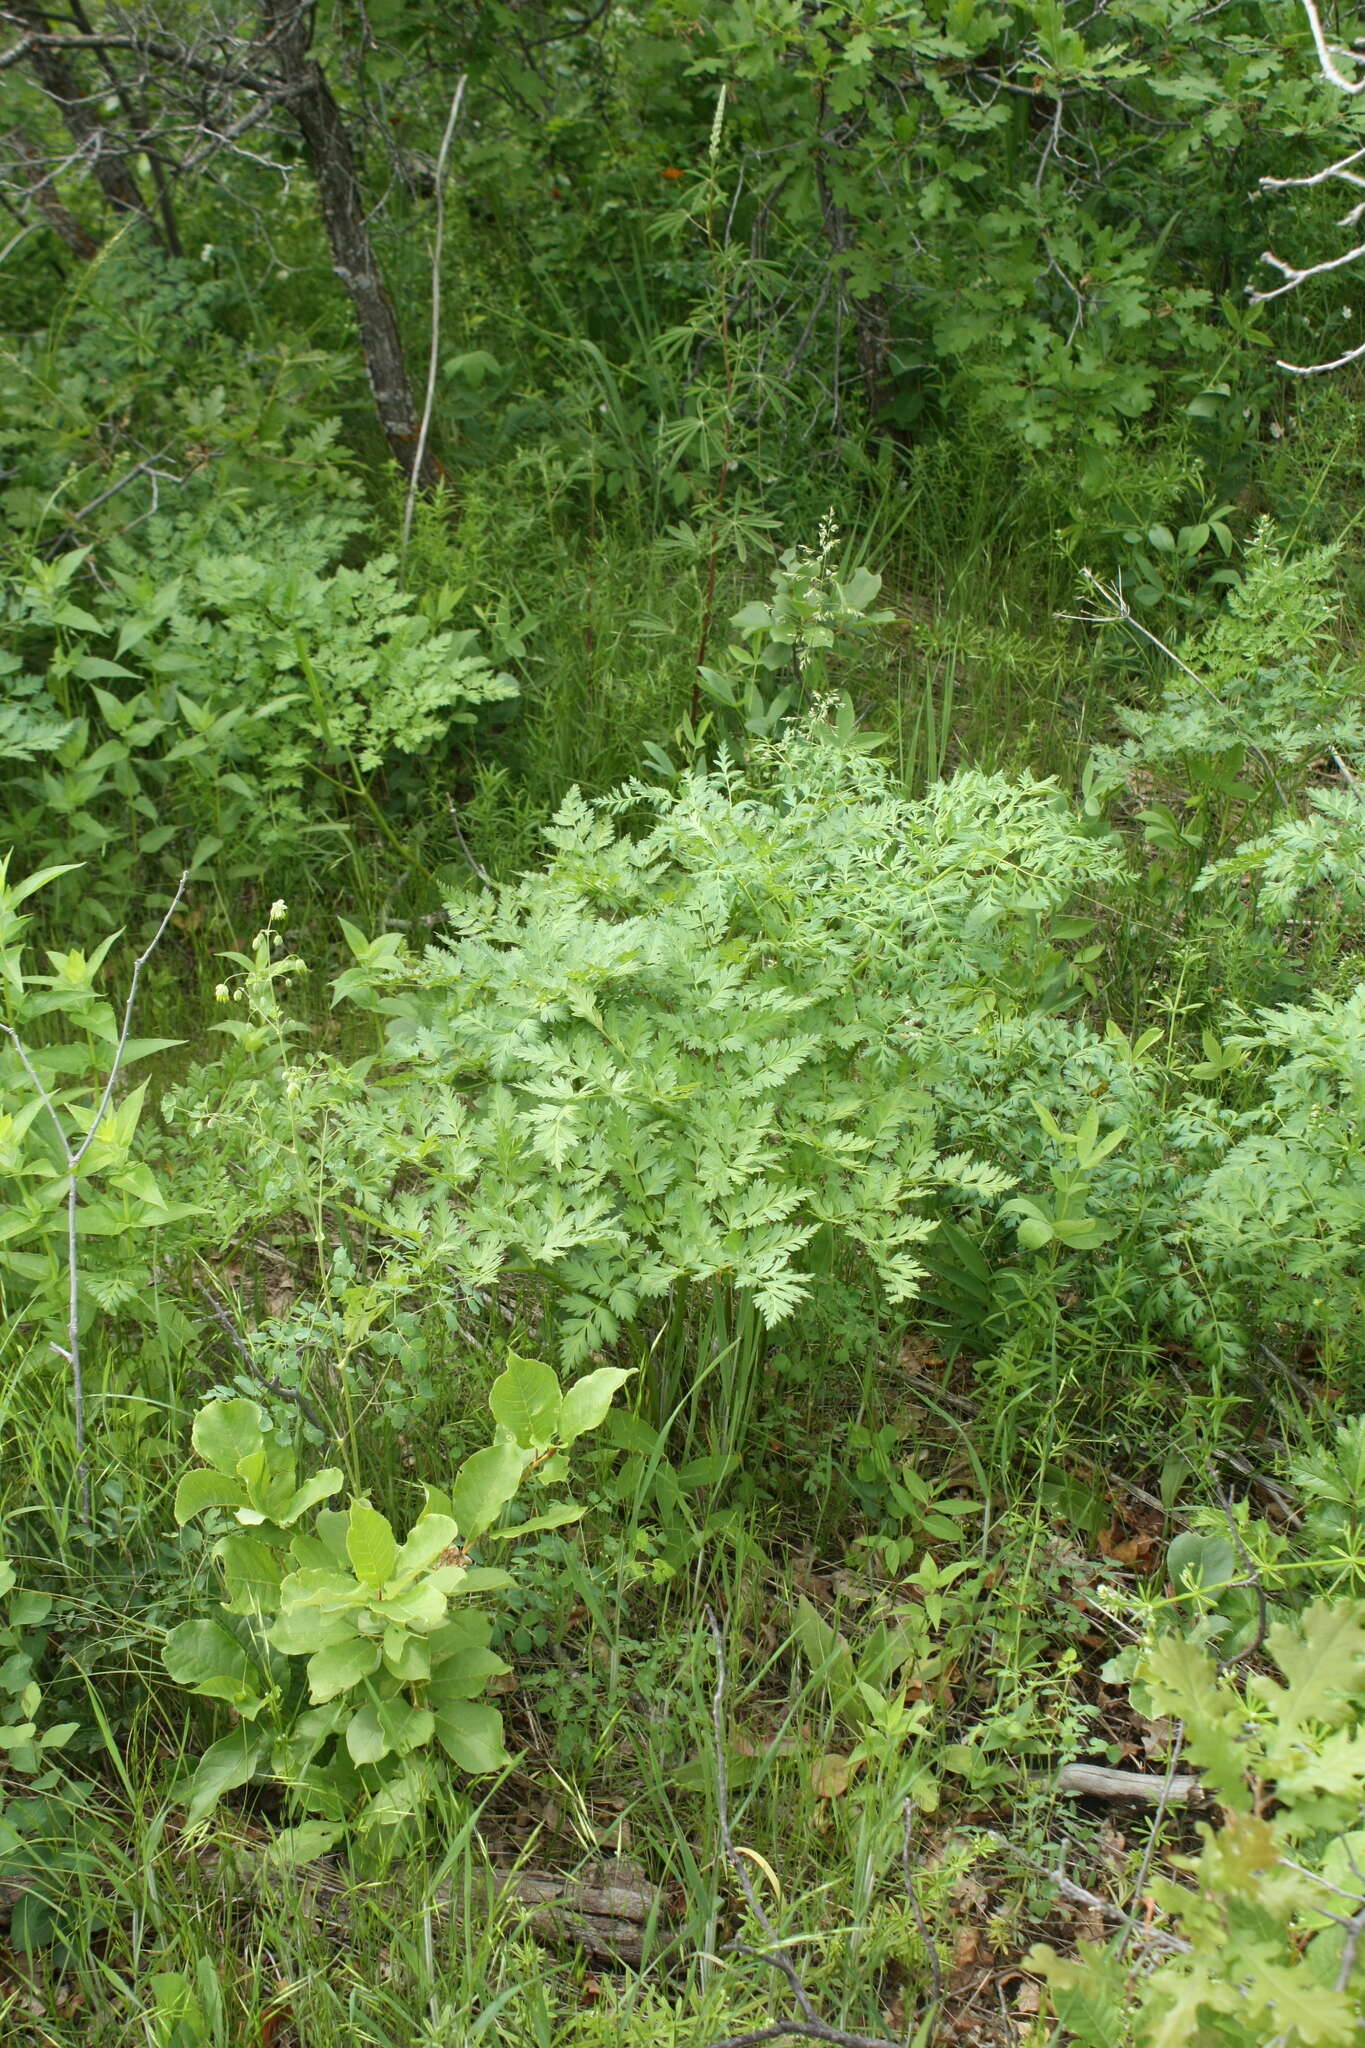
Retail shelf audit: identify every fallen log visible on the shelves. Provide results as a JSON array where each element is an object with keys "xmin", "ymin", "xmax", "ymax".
[{"xmin": 1056, "ymin": 1762, "xmax": 1206, "ymax": 1805}]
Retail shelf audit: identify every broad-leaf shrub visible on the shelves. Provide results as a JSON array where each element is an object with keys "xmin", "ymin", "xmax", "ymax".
[
  {"xmin": 165, "ymin": 1358, "xmax": 627, "ymax": 1852},
  {"xmin": 1032, "ymin": 1601, "xmax": 1365, "ymax": 2046},
  {"xmin": 3, "ymin": 533, "xmax": 515, "ymax": 922},
  {"xmin": 695, "ymin": 520, "xmax": 894, "ymax": 748}
]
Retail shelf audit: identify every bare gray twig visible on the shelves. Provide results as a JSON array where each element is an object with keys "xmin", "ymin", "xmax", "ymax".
[{"xmin": 401, "ymin": 70, "xmax": 466, "ymax": 562}]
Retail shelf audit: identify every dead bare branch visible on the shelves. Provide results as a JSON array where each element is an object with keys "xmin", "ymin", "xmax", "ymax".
[{"xmin": 1249, "ymin": 0, "xmax": 1365, "ymax": 371}]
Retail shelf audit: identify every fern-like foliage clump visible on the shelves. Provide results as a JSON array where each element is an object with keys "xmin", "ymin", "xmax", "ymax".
[{"xmin": 175, "ymin": 723, "xmax": 1117, "ymax": 1364}]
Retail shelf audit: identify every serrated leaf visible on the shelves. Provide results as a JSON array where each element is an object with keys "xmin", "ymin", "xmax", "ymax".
[
  {"xmin": 1258, "ymin": 1600, "xmax": 1365, "ymax": 1741},
  {"xmin": 1137, "ymin": 1634, "xmax": 1249, "ymax": 1808},
  {"xmin": 1029, "ymin": 1940, "xmax": 1129, "ymax": 2048}
]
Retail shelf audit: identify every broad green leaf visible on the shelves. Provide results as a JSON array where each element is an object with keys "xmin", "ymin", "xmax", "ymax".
[
  {"xmin": 174, "ymin": 1469, "xmax": 248, "ymax": 1526},
  {"xmin": 356, "ymin": 1757, "xmax": 434, "ymax": 1831},
  {"xmin": 486, "ymin": 1502, "xmax": 585, "ymax": 1539},
  {"xmin": 376, "ymin": 1581, "xmax": 445, "ymax": 1632},
  {"xmin": 304, "ymin": 1509, "xmax": 351, "ymax": 1568},
  {"xmin": 428, "ymin": 1611, "xmax": 495, "ymax": 1660},
  {"xmin": 378, "ymin": 1697, "xmax": 434, "ymax": 1755},
  {"xmin": 3, "ymin": 863, "xmax": 81, "ymax": 910},
  {"xmin": 488, "ymin": 1354, "xmax": 562, "ymax": 1447},
  {"xmin": 392, "ymin": 1513, "xmax": 459, "ymax": 1582},
  {"xmin": 345, "ymin": 1702, "xmax": 390, "ymax": 1765},
  {"xmin": 277, "ymin": 1565, "xmax": 361, "ymax": 1609},
  {"xmin": 427, "ymin": 1647, "xmax": 509, "ymax": 1702},
  {"xmin": 215, "ymin": 1532, "xmax": 285, "ymax": 1615},
  {"xmin": 450, "ymin": 1566, "xmax": 513, "ymax": 1595},
  {"xmin": 306, "ymin": 1635, "xmax": 381, "ymax": 1702},
  {"xmin": 558, "ymin": 1366, "xmax": 632, "ymax": 1446},
  {"xmin": 191, "ymin": 1399, "xmax": 265, "ymax": 1475},
  {"xmin": 346, "ymin": 1499, "xmax": 397, "ymax": 1588},
  {"xmin": 277, "ymin": 1469, "xmax": 344, "ymax": 1526},
  {"xmin": 259, "ymin": 1821, "xmax": 343, "ymax": 1867},
  {"xmin": 432, "ymin": 1698, "xmax": 510, "ymax": 1774},
  {"xmin": 382, "ymin": 1629, "xmax": 431, "ymax": 1682},
  {"xmin": 451, "ymin": 1438, "xmax": 525, "ymax": 1541},
  {"xmin": 162, "ymin": 1620, "xmax": 266, "ymax": 1716},
  {"xmin": 183, "ymin": 1727, "xmax": 265, "ymax": 1828},
  {"xmin": 268, "ymin": 1605, "xmax": 355, "ymax": 1657},
  {"xmin": 1167, "ymin": 1531, "xmax": 1237, "ymax": 1596}
]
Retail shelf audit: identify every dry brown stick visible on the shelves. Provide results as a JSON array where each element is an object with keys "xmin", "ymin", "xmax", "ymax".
[
  {"xmin": 1054, "ymin": 1762, "xmax": 1204, "ymax": 1806},
  {"xmin": 983, "ymin": 1833, "xmax": 1191, "ymax": 1957},
  {"xmin": 1116, "ymin": 1724, "xmax": 1187, "ymax": 1965}
]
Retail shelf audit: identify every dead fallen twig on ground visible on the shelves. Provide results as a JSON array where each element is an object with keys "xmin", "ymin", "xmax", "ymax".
[{"xmin": 1053, "ymin": 1762, "xmax": 1204, "ymax": 1806}]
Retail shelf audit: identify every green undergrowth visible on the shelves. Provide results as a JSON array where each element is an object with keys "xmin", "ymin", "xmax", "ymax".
[{"xmin": 4, "ymin": 121, "xmax": 1365, "ymax": 2047}]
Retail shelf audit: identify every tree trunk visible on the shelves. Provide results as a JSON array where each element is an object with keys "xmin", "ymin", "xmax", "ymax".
[
  {"xmin": 813, "ymin": 90, "xmax": 895, "ymax": 433},
  {"xmin": 260, "ymin": 1, "xmax": 439, "ymax": 488},
  {"xmin": 14, "ymin": 4, "xmax": 160, "ymax": 238},
  {"xmin": 3, "ymin": 127, "xmax": 98, "ymax": 256},
  {"xmin": 65, "ymin": 0, "xmax": 182, "ymax": 257},
  {"xmin": 815, "ymin": 169, "xmax": 894, "ymax": 429}
]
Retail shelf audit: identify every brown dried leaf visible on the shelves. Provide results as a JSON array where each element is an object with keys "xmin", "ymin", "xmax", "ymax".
[{"xmin": 810, "ymin": 1753, "xmax": 854, "ymax": 1801}]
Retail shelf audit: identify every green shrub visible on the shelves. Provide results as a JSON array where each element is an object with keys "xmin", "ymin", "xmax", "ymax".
[
  {"xmin": 165, "ymin": 1359, "xmax": 627, "ymax": 1856},
  {"xmin": 1033, "ymin": 1599, "xmax": 1365, "ymax": 2046}
]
